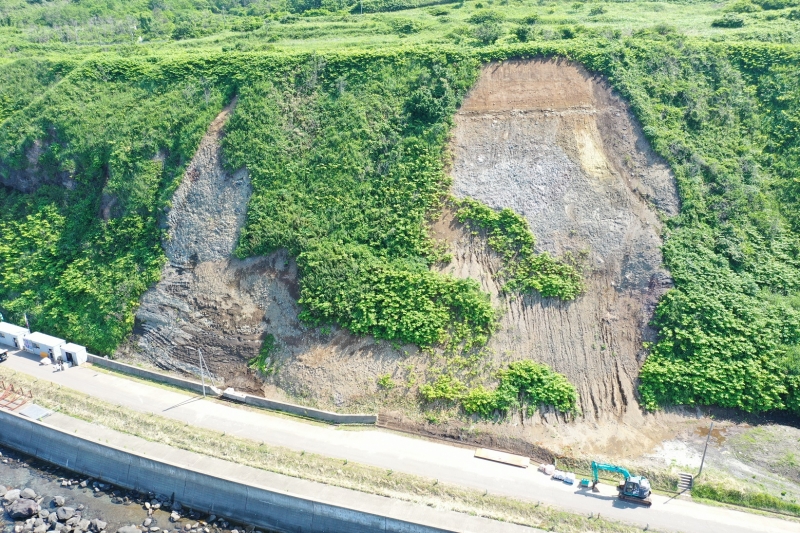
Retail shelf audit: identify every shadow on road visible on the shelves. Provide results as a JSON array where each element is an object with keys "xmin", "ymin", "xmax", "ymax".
[
  {"xmin": 572, "ymin": 488, "xmax": 648, "ymax": 510},
  {"xmin": 163, "ymin": 396, "xmax": 204, "ymax": 412}
]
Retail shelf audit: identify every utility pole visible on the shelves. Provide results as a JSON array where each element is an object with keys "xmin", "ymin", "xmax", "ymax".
[
  {"xmin": 198, "ymin": 348, "xmax": 206, "ymax": 398},
  {"xmin": 698, "ymin": 421, "xmax": 713, "ymax": 477}
]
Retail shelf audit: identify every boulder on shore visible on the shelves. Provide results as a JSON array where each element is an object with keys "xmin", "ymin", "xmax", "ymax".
[
  {"xmin": 56, "ymin": 507, "xmax": 76, "ymax": 521},
  {"xmin": 8, "ymin": 498, "xmax": 40, "ymax": 519}
]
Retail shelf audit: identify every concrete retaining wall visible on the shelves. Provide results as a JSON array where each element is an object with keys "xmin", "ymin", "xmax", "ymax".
[
  {"xmin": 86, "ymin": 355, "xmax": 221, "ymax": 397},
  {"xmin": 0, "ymin": 410, "xmax": 444, "ymax": 533},
  {"xmin": 86, "ymin": 354, "xmax": 375, "ymax": 424},
  {"xmin": 223, "ymin": 391, "xmax": 376, "ymax": 425}
]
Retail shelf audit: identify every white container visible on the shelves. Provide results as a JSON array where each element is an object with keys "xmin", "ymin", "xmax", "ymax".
[
  {"xmin": 543, "ymin": 464, "xmax": 555, "ymax": 476},
  {"xmin": 564, "ymin": 472, "xmax": 576, "ymax": 485},
  {"xmin": 0, "ymin": 322, "xmax": 29, "ymax": 349},
  {"xmin": 59, "ymin": 343, "xmax": 88, "ymax": 366},
  {"xmin": 23, "ymin": 332, "xmax": 66, "ymax": 359}
]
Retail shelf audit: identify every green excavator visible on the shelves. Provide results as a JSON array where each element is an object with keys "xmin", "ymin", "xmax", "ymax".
[{"xmin": 585, "ymin": 461, "xmax": 652, "ymax": 507}]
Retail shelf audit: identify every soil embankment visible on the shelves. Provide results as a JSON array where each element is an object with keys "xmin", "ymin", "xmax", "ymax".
[{"xmin": 437, "ymin": 59, "xmax": 679, "ymax": 422}]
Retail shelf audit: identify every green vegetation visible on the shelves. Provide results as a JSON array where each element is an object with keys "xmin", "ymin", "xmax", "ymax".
[
  {"xmin": 455, "ymin": 198, "xmax": 584, "ymax": 300},
  {"xmin": 0, "ymin": 59, "xmax": 227, "ymax": 353},
  {"xmin": 1, "ymin": 0, "xmax": 800, "ymax": 419},
  {"xmin": 377, "ymin": 373, "xmax": 397, "ymax": 389},
  {"xmin": 222, "ymin": 56, "xmax": 504, "ymax": 350},
  {"xmin": 249, "ymin": 333, "xmax": 278, "ymax": 374},
  {"xmin": 422, "ymin": 360, "xmax": 579, "ymax": 416},
  {"xmin": 693, "ymin": 482, "xmax": 800, "ymax": 516}
]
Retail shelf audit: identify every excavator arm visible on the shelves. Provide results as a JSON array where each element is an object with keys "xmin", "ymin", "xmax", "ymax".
[
  {"xmin": 591, "ymin": 461, "xmax": 631, "ymax": 484},
  {"xmin": 590, "ymin": 461, "xmax": 631, "ymax": 492}
]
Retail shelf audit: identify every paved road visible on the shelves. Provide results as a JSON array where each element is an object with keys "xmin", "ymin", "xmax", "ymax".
[{"xmin": 4, "ymin": 351, "xmax": 800, "ymax": 533}]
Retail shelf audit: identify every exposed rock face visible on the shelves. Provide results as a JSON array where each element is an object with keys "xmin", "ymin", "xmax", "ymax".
[
  {"xmin": 116, "ymin": 100, "xmax": 403, "ymax": 396},
  {"xmin": 439, "ymin": 59, "xmax": 679, "ymax": 421}
]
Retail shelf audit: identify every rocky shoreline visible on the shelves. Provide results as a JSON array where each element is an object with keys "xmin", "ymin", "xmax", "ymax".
[{"xmin": 1, "ymin": 448, "xmax": 275, "ymax": 533}]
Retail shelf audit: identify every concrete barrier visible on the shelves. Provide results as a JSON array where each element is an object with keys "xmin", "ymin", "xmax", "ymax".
[
  {"xmin": 222, "ymin": 390, "xmax": 377, "ymax": 425},
  {"xmin": 86, "ymin": 354, "xmax": 221, "ymax": 397},
  {"xmin": 88, "ymin": 355, "xmax": 376, "ymax": 424},
  {"xmin": 0, "ymin": 410, "xmax": 445, "ymax": 533}
]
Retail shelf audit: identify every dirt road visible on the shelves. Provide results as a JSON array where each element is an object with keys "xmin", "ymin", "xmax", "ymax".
[{"xmin": 4, "ymin": 352, "xmax": 798, "ymax": 533}]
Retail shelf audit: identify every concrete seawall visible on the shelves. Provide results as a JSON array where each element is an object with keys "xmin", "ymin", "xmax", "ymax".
[{"xmin": 0, "ymin": 410, "xmax": 455, "ymax": 533}]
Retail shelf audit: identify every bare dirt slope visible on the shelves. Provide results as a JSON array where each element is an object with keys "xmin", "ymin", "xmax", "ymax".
[
  {"xmin": 116, "ymin": 101, "xmax": 405, "ymax": 401},
  {"xmin": 438, "ymin": 59, "xmax": 679, "ymax": 422}
]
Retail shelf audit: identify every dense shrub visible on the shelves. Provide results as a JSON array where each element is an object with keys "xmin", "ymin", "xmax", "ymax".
[
  {"xmin": 353, "ymin": 0, "xmax": 457, "ymax": 13},
  {"xmin": 711, "ymin": 14, "xmax": 745, "ymax": 27},
  {"xmin": 513, "ymin": 24, "xmax": 534, "ymax": 42},
  {"xmin": 693, "ymin": 483, "xmax": 800, "ymax": 516},
  {"xmin": 725, "ymin": 0, "xmax": 761, "ymax": 12},
  {"xmin": 473, "ymin": 21, "xmax": 503, "ymax": 44},
  {"xmin": 459, "ymin": 360, "xmax": 579, "ymax": 415},
  {"xmin": 454, "ymin": 198, "xmax": 583, "ymax": 299},
  {"xmin": 754, "ymin": 0, "xmax": 799, "ymax": 9},
  {"xmin": 467, "ymin": 9, "xmax": 505, "ymax": 24}
]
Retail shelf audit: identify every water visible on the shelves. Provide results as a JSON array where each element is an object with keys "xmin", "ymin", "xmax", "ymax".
[{"xmin": 0, "ymin": 446, "xmax": 274, "ymax": 533}]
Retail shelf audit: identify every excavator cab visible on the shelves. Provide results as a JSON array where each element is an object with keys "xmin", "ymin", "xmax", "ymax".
[{"xmin": 622, "ymin": 476, "xmax": 651, "ymax": 500}]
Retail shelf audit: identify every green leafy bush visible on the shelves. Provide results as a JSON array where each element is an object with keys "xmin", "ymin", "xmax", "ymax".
[
  {"xmin": 460, "ymin": 360, "xmax": 579, "ymax": 415},
  {"xmin": 461, "ymin": 385, "xmax": 496, "ymax": 416},
  {"xmin": 377, "ymin": 373, "xmax": 397, "ymax": 389},
  {"xmin": 249, "ymin": 334, "xmax": 278, "ymax": 374},
  {"xmin": 725, "ymin": 0, "xmax": 762, "ymax": 12},
  {"xmin": 711, "ymin": 14, "xmax": 745, "ymax": 27},
  {"xmin": 454, "ymin": 198, "xmax": 583, "ymax": 300},
  {"xmin": 420, "ymin": 374, "xmax": 467, "ymax": 402},
  {"xmin": 387, "ymin": 17, "xmax": 423, "ymax": 34},
  {"xmin": 467, "ymin": 10, "xmax": 505, "ymax": 24},
  {"xmin": 513, "ymin": 24, "xmax": 534, "ymax": 42},
  {"xmin": 473, "ymin": 21, "xmax": 502, "ymax": 44}
]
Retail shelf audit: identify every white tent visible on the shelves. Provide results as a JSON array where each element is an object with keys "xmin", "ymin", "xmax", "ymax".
[
  {"xmin": 59, "ymin": 343, "xmax": 88, "ymax": 366},
  {"xmin": 23, "ymin": 332, "xmax": 66, "ymax": 359},
  {"xmin": 0, "ymin": 322, "xmax": 29, "ymax": 349}
]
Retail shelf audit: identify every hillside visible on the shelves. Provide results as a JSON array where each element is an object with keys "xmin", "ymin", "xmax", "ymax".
[{"xmin": 1, "ymin": 0, "xmax": 800, "ymax": 458}]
